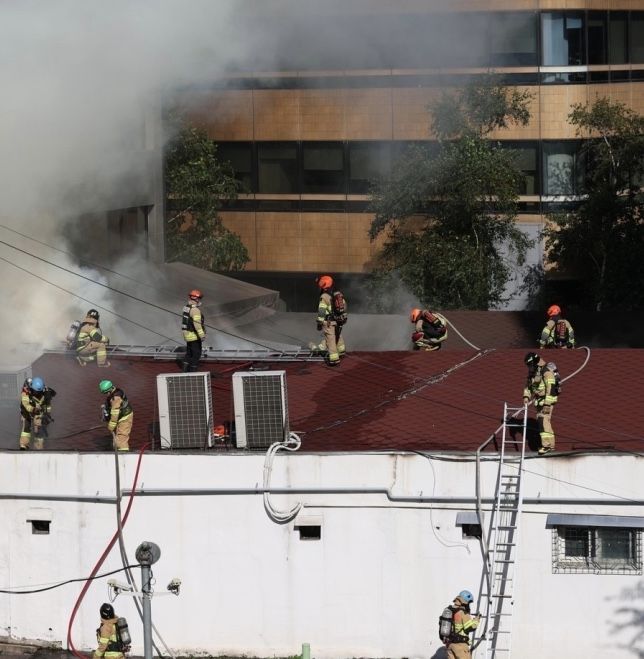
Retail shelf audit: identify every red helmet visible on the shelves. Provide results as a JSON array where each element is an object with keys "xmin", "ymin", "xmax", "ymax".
[
  {"xmin": 547, "ymin": 304, "xmax": 561, "ymax": 317},
  {"xmin": 189, "ymin": 289, "xmax": 203, "ymax": 301},
  {"xmin": 316, "ymin": 275, "xmax": 333, "ymax": 290},
  {"xmin": 410, "ymin": 308, "xmax": 422, "ymax": 323}
]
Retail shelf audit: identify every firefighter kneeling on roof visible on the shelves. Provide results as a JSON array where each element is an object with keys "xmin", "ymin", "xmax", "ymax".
[
  {"xmin": 312, "ymin": 275, "xmax": 347, "ymax": 366},
  {"xmin": 99, "ymin": 380, "xmax": 133, "ymax": 451},
  {"xmin": 410, "ymin": 308, "xmax": 448, "ymax": 351},
  {"xmin": 76, "ymin": 309, "xmax": 110, "ymax": 367},
  {"xmin": 523, "ymin": 352, "xmax": 561, "ymax": 455}
]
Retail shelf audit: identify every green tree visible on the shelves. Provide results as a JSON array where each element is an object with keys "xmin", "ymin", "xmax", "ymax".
[
  {"xmin": 368, "ymin": 76, "xmax": 533, "ymax": 310},
  {"xmin": 543, "ymin": 98, "xmax": 644, "ymax": 311},
  {"xmin": 165, "ymin": 118, "xmax": 249, "ymax": 271}
]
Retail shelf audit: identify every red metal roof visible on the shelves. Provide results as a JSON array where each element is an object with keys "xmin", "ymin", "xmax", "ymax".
[{"xmin": 20, "ymin": 347, "xmax": 644, "ymax": 455}]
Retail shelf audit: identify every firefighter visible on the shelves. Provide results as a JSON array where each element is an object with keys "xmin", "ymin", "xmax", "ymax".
[
  {"xmin": 181, "ymin": 289, "xmax": 206, "ymax": 372},
  {"xmin": 314, "ymin": 275, "xmax": 347, "ymax": 366},
  {"xmin": 77, "ymin": 309, "xmax": 110, "ymax": 367},
  {"xmin": 99, "ymin": 380, "xmax": 133, "ymax": 451},
  {"xmin": 523, "ymin": 352, "xmax": 559, "ymax": 455},
  {"xmin": 410, "ymin": 308, "xmax": 448, "ymax": 351},
  {"xmin": 19, "ymin": 377, "xmax": 56, "ymax": 450},
  {"xmin": 539, "ymin": 304, "xmax": 575, "ymax": 349},
  {"xmin": 446, "ymin": 590, "xmax": 481, "ymax": 659},
  {"xmin": 94, "ymin": 603, "xmax": 125, "ymax": 659}
]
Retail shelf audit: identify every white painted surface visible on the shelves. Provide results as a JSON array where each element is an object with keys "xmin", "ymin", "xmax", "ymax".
[{"xmin": 0, "ymin": 451, "xmax": 642, "ymax": 658}]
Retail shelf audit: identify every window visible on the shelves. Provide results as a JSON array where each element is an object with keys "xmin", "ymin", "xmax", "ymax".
[
  {"xmin": 216, "ymin": 142, "xmax": 253, "ymax": 192},
  {"xmin": 542, "ymin": 141, "xmax": 584, "ymax": 196},
  {"xmin": 29, "ymin": 520, "xmax": 50, "ymax": 535},
  {"xmin": 302, "ymin": 142, "xmax": 345, "ymax": 194},
  {"xmin": 609, "ymin": 12, "xmax": 628, "ymax": 64},
  {"xmin": 257, "ymin": 143, "xmax": 298, "ymax": 194},
  {"xmin": 541, "ymin": 12, "xmax": 585, "ymax": 66},
  {"xmin": 489, "ymin": 12, "xmax": 538, "ymax": 66},
  {"xmin": 502, "ymin": 142, "xmax": 539, "ymax": 195},
  {"xmin": 553, "ymin": 526, "xmax": 642, "ymax": 575},
  {"xmin": 587, "ymin": 12, "xmax": 608, "ymax": 65},
  {"xmin": 349, "ymin": 142, "xmax": 392, "ymax": 194},
  {"xmin": 631, "ymin": 14, "xmax": 644, "ymax": 64}
]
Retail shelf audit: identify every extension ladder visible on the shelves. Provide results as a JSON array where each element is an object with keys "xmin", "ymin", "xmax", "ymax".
[{"xmin": 480, "ymin": 402, "xmax": 527, "ymax": 659}]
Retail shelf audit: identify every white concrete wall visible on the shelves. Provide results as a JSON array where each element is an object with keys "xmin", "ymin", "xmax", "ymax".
[{"xmin": 0, "ymin": 451, "xmax": 642, "ymax": 658}]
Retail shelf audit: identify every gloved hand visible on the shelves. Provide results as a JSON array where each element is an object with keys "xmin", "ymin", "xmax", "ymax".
[{"xmin": 316, "ymin": 321, "xmax": 323, "ymax": 331}]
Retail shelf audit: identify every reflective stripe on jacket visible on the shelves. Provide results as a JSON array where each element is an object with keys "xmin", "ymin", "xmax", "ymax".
[
  {"xmin": 182, "ymin": 303, "xmax": 205, "ymax": 342},
  {"xmin": 317, "ymin": 292, "xmax": 333, "ymax": 324},
  {"xmin": 77, "ymin": 319, "xmax": 105, "ymax": 349},
  {"xmin": 106, "ymin": 389, "xmax": 133, "ymax": 431},
  {"xmin": 94, "ymin": 618, "xmax": 123, "ymax": 658}
]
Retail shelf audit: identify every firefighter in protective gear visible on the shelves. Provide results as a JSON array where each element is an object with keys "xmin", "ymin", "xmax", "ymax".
[
  {"xmin": 410, "ymin": 308, "xmax": 448, "ymax": 351},
  {"xmin": 314, "ymin": 275, "xmax": 346, "ymax": 366},
  {"xmin": 539, "ymin": 304, "xmax": 575, "ymax": 349},
  {"xmin": 523, "ymin": 352, "xmax": 558, "ymax": 455},
  {"xmin": 77, "ymin": 309, "xmax": 110, "ymax": 367},
  {"xmin": 19, "ymin": 377, "xmax": 56, "ymax": 450},
  {"xmin": 446, "ymin": 590, "xmax": 480, "ymax": 659},
  {"xmin": 181, "ymin": 290, "xmax": 206, "ymax": 372},
  {"xmin": 94, "ymin": 603, "xmax": 124, "ymax": 659},
  {"xmin": 99, "ymin": 380, "xmax": 133, "ymax": 451}
]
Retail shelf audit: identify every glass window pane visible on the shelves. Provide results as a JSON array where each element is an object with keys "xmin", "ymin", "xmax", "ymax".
[
  {"xmin": 542, "ymin": 12, "xmax": 585, "ymax": 66},
  {"xmin": 543, "ymin": 142, "xmax": 584, "ymax": 195},
  {"xmin": 563, "ymin": 527, "xmax": 589, "ymax": 559},
  {"xmin": 587, "ymin": 12, "xmax": 608, "ymax": 65},
  {"xmin": 216, "ymin": 143, "xmax": 253, "ymax": 191},
  {"xmin": 490, "ymin": 12, "xmax": 538, "ymax": 66},
  {"xmin": 302, "ymin": 142, "xmax": 345, "ymax": 194},
  {"xmin": 504, "ymin": 142, "xmax": 539, "ymax": 195},
  {"xmin": 609, "ymin": 12, "xmax": 628, "ymax": 64},
  {"xmin": 349, "ymin": 142, "xmax": 392, "ymax": 194},
  {"xmin": 596, "ymin": 528, "xmax": 633, "ymax": 561},
  {"xmin": 631, "ymin": 14, "xmax": 644, "ymax": 64},
  {"xmin": 257, "ymin": 143, "xmax": 298, "ymax": 194}
]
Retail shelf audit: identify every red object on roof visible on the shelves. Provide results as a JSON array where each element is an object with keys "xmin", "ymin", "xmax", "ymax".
[{"xmin": 24, "ymin": 349, "xmax": 644, "ymax": 455}]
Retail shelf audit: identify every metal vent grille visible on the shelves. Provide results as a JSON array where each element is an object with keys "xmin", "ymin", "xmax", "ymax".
[
  {"xmin": 232, "ymin": 370, "xmax": 288, "ymax": 450},
  {"xmin": 156, "ymin": 372, "xmax": 213, "ymax": 449},
  {"xmin": 0, "ymin": 368, "xmax": 31, "ymax": 402}
]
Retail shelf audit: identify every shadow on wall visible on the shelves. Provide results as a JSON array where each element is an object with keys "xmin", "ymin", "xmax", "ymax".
[
  {"xmin": 430, "ymin": 646, "xmax": 448, "ymax": 659},
  {"xmin": 609, "ymin": 580, "xmax": 644, "ymax": 658}
]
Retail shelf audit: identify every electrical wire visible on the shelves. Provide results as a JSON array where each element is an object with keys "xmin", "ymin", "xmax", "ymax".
[
  {"xmin": 263, "ymin": 432, "xmax": 303, "ymax": 523},
  {"xmin": 0, "ymin": 565, "xmax": 138, "ymax": 595},
  {"xmin": 66, "ymin": 443, "xmax": 148, "ymax": 659}
]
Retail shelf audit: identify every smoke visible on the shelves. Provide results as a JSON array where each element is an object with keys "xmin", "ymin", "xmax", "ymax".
[{"xmin": 0, "ymin": 0, "xmax": 266, "ymax": 366}]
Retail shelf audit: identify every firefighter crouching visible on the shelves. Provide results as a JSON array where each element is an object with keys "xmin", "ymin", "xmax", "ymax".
[
  {"xmin": 77, "ymin": 309, "xmax": 110, "ymax": 367},
  {"xmin": 99, "ymin": 380, "xmax": 133, "ymax": 451},
  {"xmin": 313, "ymin": 275, "xmax": 347, "ymax": 366},
  {"xmin": 410, "ymin": 308, "xmax": 448, "ymax": 351},
  {"xmin": 440, "ymin": 590, "xmax": 481, "ymax": 659},
  {"xmin": 523, "ymin": 352, "xmax": 560, "ymax": 455},
  {"xmin": 19, "ymin": 377, "xmax": 56, "ymax": 450},
  {"xmin": 94, "ymin": 603, "xmax": 130, "ymax": 659},
  {"xmin": 539, "ymin": 304, "xmax": 575, "ymax": 349},
  {"xmin": 181, "ymin": 289, "xmax": 206, "ymax": 372}
]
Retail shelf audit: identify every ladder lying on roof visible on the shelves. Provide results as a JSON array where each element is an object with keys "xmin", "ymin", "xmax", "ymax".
[
  {"xmin": 479, "ymin": 402, "xmax": 527, "ymax": 659},
  {"xmin": 48, "ymin": 343, "xmax": 324, "ymax": 362}
]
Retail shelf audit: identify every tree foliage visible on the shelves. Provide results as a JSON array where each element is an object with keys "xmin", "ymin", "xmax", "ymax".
[
  {"xmin": 543, "ymin": 98, "xmax": 644, "ymax": 311},
  {"xmin": 368, "ymin": 75, "xmax": 533, "ymax": 310},
  {"xmin": 165, "ymin": 118, "xmax": 249, "ymax": 271}
]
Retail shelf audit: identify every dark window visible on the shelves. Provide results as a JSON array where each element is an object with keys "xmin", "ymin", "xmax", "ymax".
[
  {"xmin": 29, "ymin": 520, "xmax": 50, "ymax": 535},
  {"xmin": 489, "ymin": 12, "xmax": 538, "ymax": 66},
  {"xmin": 503, "ymin": 142, "xmax": 539, "ymax": 195},
  {"xmin": 257, "ymin": 143, "xmax": 298, "ymax": 193},
  {"xmin": 631, "ymin": 13, "xmax": 644, "ymax": 64},
  {"xmin": 609, "ymin": 12, "xmax": 628, "ymax": 64},
  {"xmin": 217, "ymin": 142, "xmax": 253, "ymax": 192},
  {"xmin": 553, "ymin": 526, "xmax": 642, "ymax": 575},
  {"xmin": 302, "ymin": 142, "xmax": 345, "ymax": 194},
  {"xmin": 349, "ymin": 142, "xmax": 392, "ymax": 194},
  {"xmin": 296, "ymin": 525, "xmax": 322, "ymax": 541},
  {"xmin": 587, "ymin": 12, "xmax": 608, "ymax": 64},
  {"xmin": 542, "ymin": 141, "xmax": 584, "ymax": 196},
  {"xmin": 541, "ymin": 12, "xmax": 585, "ymax": 65}
]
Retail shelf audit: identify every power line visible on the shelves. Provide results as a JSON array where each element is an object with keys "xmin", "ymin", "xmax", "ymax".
[{"xmin": 0, "ymin": 565, "xmax": 138, "ymax": 595}]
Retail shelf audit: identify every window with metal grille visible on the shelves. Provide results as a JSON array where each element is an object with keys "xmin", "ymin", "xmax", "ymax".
[{"xmin": 552, "ymin": 526, "xmax": 642, "ymax": 575}]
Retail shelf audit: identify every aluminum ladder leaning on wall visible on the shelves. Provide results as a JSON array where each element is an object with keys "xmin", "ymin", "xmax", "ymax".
[{"xmin": 475, "ymin": 402, "xmax": 528, "ymax": 659}]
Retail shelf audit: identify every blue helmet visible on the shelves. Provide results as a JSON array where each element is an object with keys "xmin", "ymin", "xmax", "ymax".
[
  {"xmin": 459, "ymin": 590, "xmax": 474, "ymax": 604},
  {"xmin": 31, "ymin": 377, "xmax": 44, "ymax": 392}
]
